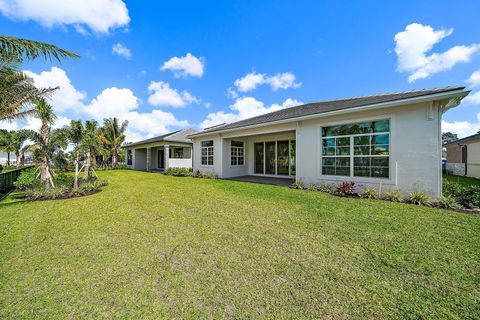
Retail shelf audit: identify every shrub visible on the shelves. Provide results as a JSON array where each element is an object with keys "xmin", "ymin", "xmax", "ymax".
[
  {"xmin": 202, "ymin": 172, "xmax": 218, "ymax": 179},
  {"xmin": 436, "ymin": 196, "xmax": 461, "ymax": 210},
  {"xmin": 0, "ymin": 164, "xmax": 3, "ymax": 172},
  {"xmin": 336, "ymin": 181, "xmax": 357, "ymax": 197},
  {"xmin": 54, "ymin": 173, "xmax": 74, "ymax": 187},
  {"xmin": 13, "ymin": 168, "xmax": 40, "ymax": 190},
  {"xmin": 406, "ymin": 190, "xmax": 431, "ymax": 206},
  {"xmin": 193, "ymin": 170, "xmax": 203, "ymax": 178},
  {"xmin": 307, "ymin": 183, "xmax": 318, "ymax": 191},
  {"xmin": 443, "ymin": 181, "xmax": 480, "ymax": 208},
  {"xmin": 360, "ymin": 188, "xmax": 379, "ymax": 199},
  {"xmin": 290, "ymin": 181, "xmax": 304, "ymax": 189},
  {"xmin": 164, "ymin": 167, "xmax": 193, "ymax": 177},
  {"xmin": 318, "ymin": 183, "xmax": 335, "ymax": 194},
  {"xmin": 382, "ymin": 189, "xmax": 403, "ymax": 202}
]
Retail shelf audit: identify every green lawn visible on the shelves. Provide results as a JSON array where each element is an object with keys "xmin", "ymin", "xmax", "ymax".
[
  {"xmin": 1, "ymin": 170, "xmax": 479, "ymax": 319},
  {"xmin": 443, "ymin": 173, "xmax": 480, "ymax": 187}
]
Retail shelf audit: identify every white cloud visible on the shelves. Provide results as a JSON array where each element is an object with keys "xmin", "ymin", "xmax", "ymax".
[
  {"xmin": 466, "ymin": 69, "xmax": 480, "ymax": 87},
  {"xmin": 112, "ymin": 43, "xmax": 131, "ymax": 59},
  {"xmin": 161, "ymin": 53, "xmax": 205, "ymax": 78},
  {"xmin": 463, "ymin": 91, "xmax": 480, "ymax": 105},
  {"xmin": 24, "ymin": 67, "xmax": 86, "ymax": 113},
  {"xmin": 394, "ymin": 23, "xmax": 480, "ymax": 82},
  {"xmin": 442, "ymin": 117, "xmax": 480, "ymax": 138},
  {"xmin": 227, "ymin": 87, "xmax": 239, "ymax": 99},
  {"xmin": 233, "ymin": 71, "xmax": 301, "ymax": 92},
  {"xmin": 83, "ymin": 87, "xmax": 139, "ymax": 119},
  {"xmin": 147, "ymin": 81, "xmax": 199, "ymax": 108},
  {"xmin": 0, "ymin": 0, "xmax": 130, "ymax": 34},
  {"xmin": 200, "ymin": 97, "xmax": 302, "ymax": 129}
]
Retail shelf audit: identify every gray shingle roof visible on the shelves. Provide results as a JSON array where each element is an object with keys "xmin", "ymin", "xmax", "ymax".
[
  {"xmin": 191, "ymin": 86, "xmax": 466, "ymax": 136},
  {"xmin": 123, "ymin": 128, "xmax": 197, "ymax": 147}
]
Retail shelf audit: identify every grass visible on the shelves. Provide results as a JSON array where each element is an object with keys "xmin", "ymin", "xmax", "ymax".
[
  {"xmin": 1, "ymin": 170, "xmax": 479, "ymax": 319},
  {"xmin": 443, "ymin": 173, "xmax": 480, "ymax": 187}
]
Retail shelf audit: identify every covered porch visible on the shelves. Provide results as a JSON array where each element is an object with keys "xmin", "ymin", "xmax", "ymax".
[{"xmin": 126, "ymin": 143, "xmax": 192, "ymax": 172}]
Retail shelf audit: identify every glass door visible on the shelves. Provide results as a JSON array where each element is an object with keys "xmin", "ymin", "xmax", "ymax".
[
  {"xmin": 277, "ymin": 140, "xmax": 289, "ymax": 175},
  {"xmin": 254, "ymin": 142, "xmax": 264, "ymax": 174},
  {"xmin": 265, "ymin": 142, "xmax": 276, "ymax": 174}
]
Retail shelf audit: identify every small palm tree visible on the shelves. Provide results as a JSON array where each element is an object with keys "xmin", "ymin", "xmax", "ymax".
[
  {"xmin": 9, "ymin": 129, "xmax": 35, "ymax": 167},
  {"xmin": 29, "ymin": 97, "xmax": 67, "ymax": 189},
  {"xmin": 82, "ymin": 120, "xmax": 100, "ymax": 179},
  {"xmin": 0, "ymin": 129, "xmax": 14, "ymax": 165},
  {"xmin": 99, "ymin": 118, "xmax": 128, "ymax": 167},
  {"xmin": 64, "ymin": 120, "xmax": 84, "ymax": 189}
]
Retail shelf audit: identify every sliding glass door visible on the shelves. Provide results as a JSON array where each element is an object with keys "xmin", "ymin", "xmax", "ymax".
[{"xmin": 253, "ymin": 140, "xmax": 296, "ymax": 176}]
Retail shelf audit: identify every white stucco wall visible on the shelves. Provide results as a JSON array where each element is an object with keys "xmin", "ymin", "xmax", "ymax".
[{"xmin": 192, "ymin": 101, "xmax": 443, "ymax": 196}]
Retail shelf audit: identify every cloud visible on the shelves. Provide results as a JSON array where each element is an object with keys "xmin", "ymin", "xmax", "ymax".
[
  {"xmin": 161, "ymin": 53, "xmax": 205, "ymax": 78},
  {"xmin": 0, "ymin": 0, "xmax": 130, "ymax": 34},
  {"xmin": 147, "ymin": 81, "xmax": 199, "ymax": 108},
  {"xmin": 442, "ymin": 117, "xmax": 480, "ymax": 138},
  {"xmin": 24, "ymin": 67, "xmax": 86, "ymax": 113},
  {"xmin": 112, "ymin": 43, "xmax": 131, "ymax": 59},
  {"xmin": 466, "ymin": 69, "xmax": 480, "ymax": 88},
  {"xmin": 394, "ymin": 23, "xmax": 480, "ymax": 82},
  {"xmin": 463, "ymin": 91, "xmax": 480, "ymax": 105},
  {"xmin": 200, "ymin": 97, "xmax": 302, "ymax": 129},
  {"xmin": 233, "ymin": 71, "xmax": 301, "ymax": 92}
]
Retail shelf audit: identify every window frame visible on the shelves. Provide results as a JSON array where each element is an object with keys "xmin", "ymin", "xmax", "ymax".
[
  {"xmin": 320, "ymin": 118, "xmax": 391, "ymax": 180},
  {"xmin": 201, "ymin": 140, "xmax": 214, "ymax": 166},
  {"xmin": 230, "ymin": 140, "xmax": 245, "ymax": 166}
]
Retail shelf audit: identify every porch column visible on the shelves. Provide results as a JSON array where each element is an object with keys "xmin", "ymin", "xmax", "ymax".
[
  {"xmin": 146, "ymin": 147, "xmax": 151, "ymax": 171},
  {"xmin": 164, "ymin": 145, "xmax": 170, "ymax": 170}
]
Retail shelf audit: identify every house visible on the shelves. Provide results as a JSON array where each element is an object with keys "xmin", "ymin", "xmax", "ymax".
[
  {"xmin": 189, "ymin": 87, "xmax": 470, "ymax": 196},
  {"xmin": 444, "ymin": 133, "xmax": 480, "ymax": 178},
  {"xmin": 124, "ymin": 128, "xmax": 197, "ymax": 171}
]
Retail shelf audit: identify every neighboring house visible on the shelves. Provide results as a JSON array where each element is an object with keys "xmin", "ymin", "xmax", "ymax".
[
  {"xmin": 444, "ymin": 133, "xmax": 480, "ymax": 178},
  {"xmin": 189, "ymin": 87, "xmax": 469, "ymax": 196},
  {"xmin": 123, "ymin": 128, "xmax": 197, "ymax": 171}
]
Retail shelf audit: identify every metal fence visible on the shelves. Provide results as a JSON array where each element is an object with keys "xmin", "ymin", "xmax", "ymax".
[{"xmin": 0, "ymin": 166, "xmax": 34, "ymax": 198}]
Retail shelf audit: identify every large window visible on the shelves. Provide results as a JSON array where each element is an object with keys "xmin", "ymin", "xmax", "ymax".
[
  {"xmin": 201, "ymin": 140, "xmax": 214, "ymax": 165},
  {"xmin": 230, "ymin": 141, "xmax": 244, "ymax": 166},
  {"xmin": 321, "ymin": 119, "xmax": 390, "ymax": 178},
  {"xmin": 254, "ymin": 140, "xmax": 296, "ymax": 176},
  {"xmin": 169, "ymin": 147, "xmax": 184, "ymax": 159}
]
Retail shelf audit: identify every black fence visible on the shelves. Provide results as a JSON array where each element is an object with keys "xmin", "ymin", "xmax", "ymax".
[{"xmin": 0, "ymin": 166, "xmax": 34, "ymax": 199}]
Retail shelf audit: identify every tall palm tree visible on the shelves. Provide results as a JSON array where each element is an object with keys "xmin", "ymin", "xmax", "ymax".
[
  {"xmin": 9, "ymin": 129, "xmax": 35, "ymax": 167},
  {"xmin": 64, "ymin": 120, "xmax": 84, "ymax": 189},
  {"xmin": 99, "ymin": 118, "xmax": 128, "ymax": 167},
  {"xmin": 82, "ymin": 120, "xmax": 100, "ymax": 179},
  {"xmin": 0, "ymin": 36, "xmax": 79, "ymax": 63},
  {"xmin": 29, "ymin": 97, "xmax": 66, "ymax": 189},
  {"xmin": 0, "ymin": 129, "xmax": 14, "ymax": 165},
  {"xmin": 0, "ymin": 36, "xmax": 78, "ymax": 121}
]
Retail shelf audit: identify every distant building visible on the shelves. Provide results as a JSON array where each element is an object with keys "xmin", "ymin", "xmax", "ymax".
[{"xmin": 444, "ymin": 133, "xmax": 480, "ymax": 178}]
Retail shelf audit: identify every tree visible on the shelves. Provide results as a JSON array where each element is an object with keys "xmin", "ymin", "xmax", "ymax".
[
  {"xmin": 9, "ymin": 129, "xmax": 35, "ymax": 167},
  {"xmin": 0, "ymin": 129, "xmax": 14, "ymax": 165},
  {"xmin": 442, "ymin": 132, "xmax": 458, "ymax": 145},
  {"xmin": 82, "ymin": 120, "xmax": 100, "ymax": 179},
  {"xmin": 99, "ymin": 118, "xmax": 128, "ymax": 167},
  {"xmin": 0, "ymin": 36, "xmax": 79, "ymax": 63},
  {"xmin": 64, "ymin": 120, "xmax": 84, "ymax": 189},
  {"xmin": 29, "ymin": 97, "xmax": 67, "ymax": 189},
  {"xmin": 0, "ymin": 36, "xmax": 78, "ymax": 121}
]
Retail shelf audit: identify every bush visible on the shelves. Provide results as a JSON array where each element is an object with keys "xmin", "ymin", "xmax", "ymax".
[
  {"xmin": 318, "ymin": 183, "xmax": 335, "ymax": 194},
  {"xmin": 406, "ymin": 190, "xmax": 431, "ymax": 206},
  {"xmin": 336, "ymin": 181, "xmax": 357, "ymax": 197},
  {"xmin": 382, "ymin": 189, "xmax": 403, "ymax": 202},
  {"xmin": 436, "ymin": 196, "xmax": 461, "ymax": 210},
  {"xmin": 443, "ymin": 181, "xmax": 480, "ymax": 208},
  {"xmin": 290, "ymin": 181, "xmax": 304, "ymax": 189},
  {"xmin": 164, "ymin": 167, "xmax": 193, "ymax": 177},
  {"xmin": 0, "ymin": 164, "xmax": 3, "ymax": 172},
  {"xmin": 307, "ymin": 183, "xmax": 318, "ymax": 191},
  {"xmin": 202, "ymin": 172, "xmax": 218, "ymax": 179},
  {"xmin": 360, "ymin": 188, "xmax": 379, "ymax": 199},
  {"xmin": 54, "ymin": 173, "xmax": 74, "ymax": 187},
  {"xmin": 13, "ymin": 168, "xmax": 41, "ymax": 191}
]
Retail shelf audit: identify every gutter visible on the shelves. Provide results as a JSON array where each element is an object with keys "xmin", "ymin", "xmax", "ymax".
[{"xmin": 189, "ymin": 89, "xmax": 469, "ymax": 138}]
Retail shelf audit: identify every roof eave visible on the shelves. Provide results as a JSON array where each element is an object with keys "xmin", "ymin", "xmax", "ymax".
[{"xmin": 190, "ymin": 88, "xmax": 469, "ymax": 138}]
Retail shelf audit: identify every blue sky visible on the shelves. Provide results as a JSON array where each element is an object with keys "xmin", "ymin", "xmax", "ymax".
[{"xmin": 1, "ymin": 0, "xmax": 480, "ymax": 140}]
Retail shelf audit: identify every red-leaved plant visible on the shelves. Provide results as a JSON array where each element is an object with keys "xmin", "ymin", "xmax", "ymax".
[{"xmin": 336, "ymin": 181, "xmax": 357, "ymax": 197}]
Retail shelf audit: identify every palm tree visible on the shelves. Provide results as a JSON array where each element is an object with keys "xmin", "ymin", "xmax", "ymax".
[
  {"xmin": 99, "ymin": 118, "xmax": 128, "ymax": 167},
  {"xmin": 0, "ymin": 36, "xmax": 79, "ymax": 63},
  {"xmin": 82, "ymin": 120, "xmax": 100, "ymax": 179},
  {"xmin": 9, "ymin": 129, "xmax": 35, "ymax": 167},
  {"xmin": 0, "ymin": 36, "xmax": 78, "ymax": 121},
  {"xmin": 29, "ymin": 97, "xmax": 66, "ymax": 189},
  {"xmin": 0, "ymin": 129, "xmax": 14, "ymax": 165},
  {"xmin": 64, "ymin": 120, "xmax": 84, "ymax": 189}
]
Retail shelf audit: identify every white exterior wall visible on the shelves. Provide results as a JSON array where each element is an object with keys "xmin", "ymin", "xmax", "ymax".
[
  {"xmin": 192, "ymin": 135, "xmax": 224, "ymax": 175},
  {"xmin": 296, "ymin": 102, "xmax": 442, "ymax": 195}
]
